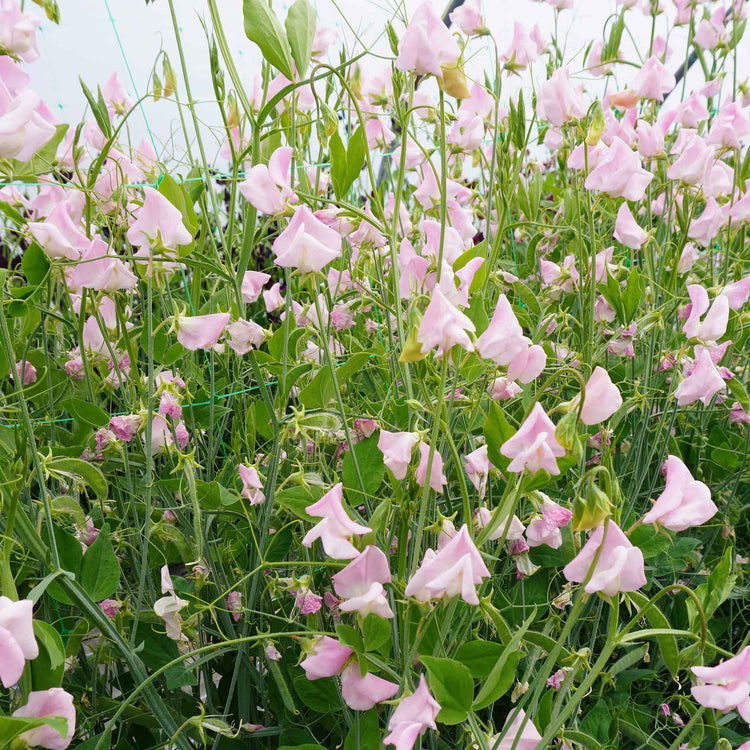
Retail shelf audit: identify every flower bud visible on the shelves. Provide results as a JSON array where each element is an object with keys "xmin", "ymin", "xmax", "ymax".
[
  {"xmin": 572, "ymin": 482, "xmax": 612, "ymax": 531},
  {"xmin": 439, "ymin": 64, "xmax": 471, "ymax": 100}
]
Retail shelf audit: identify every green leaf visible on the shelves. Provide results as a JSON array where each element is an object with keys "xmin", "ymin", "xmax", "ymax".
[
  {"xmin": 329, "ymin": 126, "xmax": 366, "ymax": 199},
  {"xmin": 455, "ymin": 640, "xmax": 505, "ymax": 678},
  {"xmin": 344, "ymin": 709, "xmax": 380, "ymax": 750},
  {"xmin": 628, "ymin": 591, "xmax": 678, "ymax": 677},
  {"xmin": 345, "ymin": 126, "xmax": 366, "ymax": 191},
  {"xmin": 285, "ymin": 0, "xmax": 316, "ymax": 77},
  {"xmin": 484, "ymin": 401, "xmax": 514, "ymax": 472},
  {"xmin": 362, "ymin": 614, "xmax": 391, "ymax": 653},
  {"xmin": 80, "ymin": 79, "xmax": 111, "ymax": 139},
  {"xmin": 21, "ymin": 243, "xmax": 50, "ymax": 286},
  {"xmin": 61, "ymin": 397, "xmax": 110, "ymax": 429},
  {"xmin": 46, "ymin": 525, "xmax": 83, "ymax": 605},
  {"xmin": 299, "ymin": 352, "xmax": 370, "ymax": 409},
  {"xmin": 45, "ymin": 456, "xmax": 108, "ymax": 499},
  {"xmin": 329, "ymin": 131, "xmax": 347, "ymax": 199},
  {"xmin": 336, "ymin": 624, "xmax": 366, "ymax": 671},
  {"xmin": 274, "ymin": 485, "xmax": 325, "ymax": 522},
  {"xmin": 30, "ymin": 620, "xmax": 66, "ymax": 690},
  {"xmin": 687, "ymin": 546, "xmax": 735, "ymax": 631},
  {"xmin": 420, "ymin": 656, "xmax": 473, "ymax": 725},
  {"xmin": 157, "ymin": 173, "xmax": 197, "ymax": 253},
  {"xmin": 243, "ymin": 0, "xmax": 295, "ymax": 80},
  {"xmin": 80, "ymin": 525, "xmax": 120, "ymax": 600},
  {"xmin": 0, "ymin": 716, "xmax": 69, "ymax": 748},
  {"xmin": 628, "ymin": 525, "xmax": 672, "ymax": 559},
  {"xmin": 622, "ymin": 267, "xmax": 645, "ymax": 323},
  {"xmin": 472, "ymin": 610, "xmax": 534, "ymax": 710},
  {"xmin": 292, "ymin": 672, "xmax": 340, "ymax": 713},
  {"xmin": 343, "ymin": 435, "xmax": 384, "ymax": 500},
  {"xmin": 727, "ymin": 375, "xmax": 750, "ymax": 415}
]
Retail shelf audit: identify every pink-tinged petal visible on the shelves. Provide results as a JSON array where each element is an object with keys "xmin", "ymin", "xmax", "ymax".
[
  {"xmin": 378, "ymin": 430, "xmax": 419, "ymax": 480},
  {"xmin": 500, "ymin": 402, "xmax": 565, "ymax": 476},
  {"xmin": 127, "ymin": 187, "xmax": 192, "ymax": 251},
  {"xmin": 13, "ymin": 688, "xmax": 76, "ymax": 750},
  {"xmin": 176, "ymin": 313, "xmax": 230, "ymax": 351},
  {"xmin": 272, "ymin": 205, "xmax": 341, "ymax": 273},
  {"xmin": 0, "ymin": 597, "xmax": 38, "ymax": 660},
  {"xmin": 0, "ymin": 625, "xmax": 26, "ymax": 688},
  {"xmin": 341, "ymin": 663, "xmax": 399, "ymax": 710},
  {"xmin": 579, "ymin": 367, "xmax": 622, "ymax": 425},
  {"xmin": 300, "ymin": 636, "xmax": 352, "ymax": 680}
]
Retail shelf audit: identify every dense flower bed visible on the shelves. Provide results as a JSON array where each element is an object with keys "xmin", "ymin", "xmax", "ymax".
[{"xmin": 0, "ymin": 0, "xmax": 749, "ymax": 748}]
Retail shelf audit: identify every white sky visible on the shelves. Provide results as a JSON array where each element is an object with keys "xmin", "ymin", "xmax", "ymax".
[{"xmin": 24, "ymin": 0, "xmax": 750, "ymax": 166}]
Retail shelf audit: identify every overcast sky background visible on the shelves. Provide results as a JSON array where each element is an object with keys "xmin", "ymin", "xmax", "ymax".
[{"xmin": 23, "ymin": 0, "xmax": 750, "ymax": 167}]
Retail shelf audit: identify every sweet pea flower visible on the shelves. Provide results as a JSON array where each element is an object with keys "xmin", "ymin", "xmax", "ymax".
[
  {"xmin": 449, "ymin": 0, "xmax": 485, "ymax": 36},
  {"xmin": 667, "ymin": 134, "xmax": 714, "ymax": 185},
  {"xmin": 708, "ymin": 102, "xmax": 750, "ymax": 149},
  {"xmin": 12, "ymin": 359, "xmax": 36, "ymax": 385},
  {"xmin": 501, "ymin": 22, "xmax": 542, "ymax": 68},
  {"xmin": 721, "ymin": 274, "xmax": 750, "ymax": 310},
  {"xmin": 631, "ymin": 56, "xmax": 676, "ymax": 101},
  {"xmin": 493, "ymin": 709, "xmax": 543, "ymax": 750},
  {"xmin": 613, "ymin": 203, "xmax": 647, "ymax": 249},
  {"xmin": 341, "ymin": 663, "xmax": 399, "ymax": 710},
  {"xmin": 475, "ymin": 294, "xmax": 528, "ymax": 365},
  {"xmin": 68, "ymin": 237, "xmax": 138, "ymax": 292},
  {"xmin": 500, "ymin": 402, "xmax": 566, "ymax": 476},
  {"xmin": 536, "ymin": 68, "xmax": 587, "ymax": 127},
  {"xmin": 691, "ymin": 646, "xmax": 750, "ymax": 723},
  {"xmin": 585, "ymin": 138, "xmax": 653, "ymax": 201},
  {"xmin": 238, "ymin": 464, "xmax": 265, "ymax": 505},
  {"xmin": 0, "ymin": 596, "xmax": 38, "ymax": 688},
  {"xmin": 127, "ymin": 187, "xmax": 193, "ymax": 251},
  {"xmin": 227, "ymin": 591, "xmax": 242, "ymax": 622},
  {"xmin": 415, "ymin": 442, "xmax": 447, "ymax": 493},
  {"xmin": 0, "ymin": 1, "xmax": 40, "ymax": 62},
  {"xmin": 302, "ymin": 483, "xmax": 372, "ymax": 559},
  {"xmin": 682, "ymin": 284, "xmax": 729, "ymax": 342},
  {"xmin": 300, "ymin": 635, "xmax": 353, "ymax": 680},
  {"xmin": 675, "ymin": 347, "xmax": 726, "ymax": 406},
  {"xmin": 641, "ymin": 455, "xmax": 717, "ymax": 531},
  {"xmin": 488, "ymin": 376, "xmax": 522, "ymax": 401},
  {"xmin": 175, "ymin": 312, "xmax": 230, "ymax": 351},
  {"xmin": 578, "ymin": 366, "xmax": 623, "ymax": 425},
  {"xmin": 153, "ymin": 594, "xmax": 189, "ymax": 641},
  {"xmin": 101, "ymin": 72, "xmax": 133, "ymax": 118},
  {"xmin": 109, "ymin": 414, "xmax": 140, "ymax": 442},
  {"xmin": 332, "ymin": 545, "xmax": 394, "ymax": 619},
  {"xmin": 506, "ymin": 344, "xmax": 547, "ymax": 384},
  {"xmin": 0, "ymin": 75, "xmax": 55, "ymax": 162},
  {"xmin": 383, "ymin": 674, "xmax": 441, "ymax": 750},
  {"xmin": 417, "ymin": 287, "xmax": 475, "ymax": 359},
  {"xmin": 395, "ymin": 2, "xmax": 460, "ymax": 77},
  {"xmin": 238, "ymin": 146, "xmax": 297, "ymax": 215},
  {"xmin": 12, "ymin": 688, "xmax": 76, "ymax": 750},
  {"xmin": 225, "ymin": 319, "xmax": 266, "ymax": 355},
  {"xmin": 272, "ymin": 205, "xmax": 341, "ymax": 273},
  {"xmin": 526, "ymin": 496, "xmax": 573, "ymax": 549},
  {"xmin": 563, "ymin": 521, "xmax": 647, "ymax": 596},
  {"xmin": 464, "ymin": 444, "xmax": 490, "ymax": 498},
  {"xmin": 28, "ymin": 203, "xmax": 89, "ymax": 261},
  {"xmin": 241, "ymin": 270, "xmax": 271, "ymax": 303},
  {"xmin": 378, "ymin": 430, "xmax": 419, "ymax": 480},
  {"xmin": 263, "ymin": 282, "xmax": 284, "ymax": 312},
  {"xmin": 688, "ymin": 197, "xmax": 727, "ymax": 247},
  {"xmin": 405, "ymin": 524, "xmax": 490, "ymax": 605}
]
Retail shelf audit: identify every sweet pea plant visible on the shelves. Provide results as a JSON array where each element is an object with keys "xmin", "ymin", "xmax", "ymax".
[{"xmin": 0, "ymin": 0, "xmax": 749, "ymax": 747}]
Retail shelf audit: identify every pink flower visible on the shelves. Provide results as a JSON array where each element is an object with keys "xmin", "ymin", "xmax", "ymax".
[
  {"xmin": 475, "ymin": 509, "xmax": 525, "ymax": 542},
  {"xmin": 68, "ymin": 237, "xmax": 138, "ymax": 292},
  {"xmin": 28, "ymin": 203, "xmax": 89, "ymax": 261},
  {"xmin": 547, "ymin": 669, "xmax": 567, "ymax": 690},
  {"xmin": 691, "ymin": 646, "xmax": 750, "ymax": 723},
  {"xmin": 12, "ymin": 688, "xmax": 76, "ymax": 750},
  {"xmin": 500, "ymin": 402, "xmax": 566, "ymax": 476},
  {"xmin": 631, "ymin": 56, "xmax": 676, "ymax": 101},
  {"xmin": 613, "ymin": 203, "xmax": 647, "ymax": 250},
  {"xmin": 708, "ymin": 102, "xmax": 750, "ymax": 149},
  {"xmin": 415, "ymin": 442, "xmax": 447, "ymax": 494},
  {"xmin": 225, "ymin": 319, "xmax": 266, "ymax": 355},
  {"xmin": 0, "ymin": 69, "xmax": 55, "ymax": 161},
  {"xmin": 636, "ymin": 120, "xmax": 665, "ymax": 157},
  {"xmin": 475, "ymin": 294, "xmax": 528, "ymax": 366},
  {"xmin": 0, "ymin": 596, "xmax": 38, "ymax": 688},
  {"xmin": 493, "ymin": 709, "xmax": 542, "ymax": 750},
  {"xmin": 405, "ymin": 525, "xmax": 490, "ymax": 605},
  {"xmin": 721, "ymin": 274, "xmax": 750, "ymax": 310},
  {"xmin": 578, "ymin": 366, "xmax": 623, "ymax": 425},
  {"xmin": 585, "ymin": 138, "xmax": 653, "ymax": 201},
  {"xmin": 682, "ymin": 284, "xmax": 729, "ymax": 342},
  {"xmin": 526, "ymin": 496, "xmax": 573, "ymax": 549},
  {"xmin": 263, "ymin": 282, "xmax": 284, "ymax": 312},
  {"xmin": 675, "ymin": 347, "xmax": 726, "ymax": 406},
  {"xmin": 417, "ymin": 288, "xmax": 475, "ymax": 359},
  {"xmin": 332, "ymin": 545, "xmax": 394, "ymax": 619},
  {"xmin": 641, "ymin": 455, "xmax": 717, "ymax": 531},
  {"xmin": 464, "ymin": 445, "xmax": 490, "ymax": 498},
  {"xmin": 238, "ymin": 464, "xmax": 265, "ymax": 505},
  {"xmin": 11, "ymin": 359, "xmax": 37, "ymax": 385},
  {"xmin": 501, "ymin": 22, "xmax": 542, "ymax": 68},
  {"xmin": 341, "ymin": 663, "xmax": 399, "ymax": 710},
  {"xmin": 487, "ymin": 377, "xmax": 522, "ymax": 401},
  {"xmin": 506, "ymin": 344, "xmax": 546, "ymax": 384},
  {"xmin": 563, "ymin": 521, "xmax": 647, "ymax": 596},
  {"xmin": 378, "ymin": 430, "xmax": 419, "ymax": 480},
  {"xmin": 175, "ymin": 312, "xmax": 230, "ymax": 351},
  {"xmin": 0, "ymin": 1, "xmax": 40, "ymax": 62},
  {"xmin": 395, "ymin": 2, "xmax": 460, "ymax": 77},
  {"xmin": 383, "ymin": 675, "xmax": 440, "ymax": 750},
  {"xmin": 109, "ymin": 414, "xmax": 140, "ymax": 442},
  {"xmin": 302, "ymin": 483, "xmax": 372, "ymax": 559},
  {"xmin": 127, "ymin": 187, "xmax": 192, "ymax": 251},
  {"xmin": 449, "ymin": 0, "xmax": 485, "ymax": 35},
  {"xmin": 688, "ymin": 197, "xmax": 726, "ymax": 247},
  {"xmin": 730, "ymin": 402, "xmax": 750, "ymax": 424},
  {"xmin": 296, "ymin": 590, "xmax": 323, "ymax": 614},
  {"xmin": 265, "ymin": 643, "xmax": 281, "ymax": 660},
  {"xmin": 98, "ymin": 599, "xmax": 122, "ymax": 619},
  {"xmin": 536, "ymin": 68, "xmax": 587, "ymax": 127},
  {"xmin": 227, "ymin": 591, "xmax": 243, "ymax": 622},
  {"xmin": 667, "ymin": 134, "xmax": 713, "ymax": 185},
  {"xmin": 272, "ymin": 205, "xmax": 341, "ymax": 273},
  {"xmin": 239, "ymin": 146, "xmax": 297, "ymax": 215},
  {"xmin": 300, "ymin": 636, "xmax": 353, "ymax": 680},
  {"xmin": 241, "ymin": 270, "xmax": 271, "ymax": 303},
  {"xmin": 101, "ymin": 72, "xmax": 133, "ymax": 117}
]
